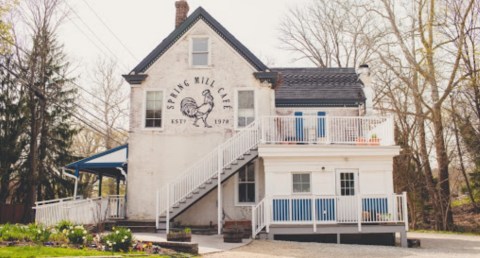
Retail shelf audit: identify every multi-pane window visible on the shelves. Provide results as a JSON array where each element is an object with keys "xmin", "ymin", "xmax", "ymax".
[
  {"xmin": 238, "ymin": 162, "xmax": 255, "ymax": 203},
  {"xmin": 292, "ymin": 173, "xmax": 311, "ymax": 193},
  {"xmin": 192, "ymin": 38, "xmax": 209, "ymax": 66},
  {"xmin": 340, "ymin": 172, "xmax": 355, "ymax": 196},
  {"xmin": 237, "ymin": 90, "xmax": 255, "ymax": 128},
  {"xmin": 145, "ymin": 91, "xmax": 163, "ymax": 128}
]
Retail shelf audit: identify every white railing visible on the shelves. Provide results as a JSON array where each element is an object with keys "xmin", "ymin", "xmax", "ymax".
[
  {"xmin": 64, "ymin": 197, "xmax": 108, "ymax": 226},
  {"xmin": 261, "ymin": 116, "xmax": 394, "ymax": 146},
  {"xmin": 156, "ymin": 121, "xmax": 260, "ymax": 228},
  {"xmin": 252, "ymin": 192, "xmax": 407, "ymax": 236},
  {"xmin": 252, "ymin": 197, "xmax": 267, "ymax": 237},
  {"xmin": 34, "ymin": 195, "xmax": 124, "ymax": 226},
  {"xmin": 34, "ymin": 197, "xmax": 84, "ymax": 226},
  {"xmin": 107, "ymin": 195, "xmax": 126, "ymax": 219}
]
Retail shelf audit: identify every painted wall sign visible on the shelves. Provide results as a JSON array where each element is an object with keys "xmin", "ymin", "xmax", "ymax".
[{"xmin": 166, "ymin": 76, "xmax": 233, "ymax": 128}]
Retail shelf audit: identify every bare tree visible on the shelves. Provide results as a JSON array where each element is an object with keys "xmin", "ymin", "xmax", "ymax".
[
  {"xmin": 77, "ymin": 57, "xmax": 128, "ymax": 196},
  {"xmin": 278, "ymin": 0, "xmax": 379, "ymax": 67}
]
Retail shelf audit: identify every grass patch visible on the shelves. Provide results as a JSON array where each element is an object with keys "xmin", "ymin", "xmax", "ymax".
[{"xmin": 0, "ymin": 246, "xmax": 171, "ymax": 257}]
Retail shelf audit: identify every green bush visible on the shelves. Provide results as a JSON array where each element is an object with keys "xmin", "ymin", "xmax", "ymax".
[
  {"xmin": 55, "ymin": 220, "xmax": 73, "ymax": 232},
  {"xmin": 0, "ymin": 224, "xmax": 30, "ymax": 241},
  {"xmin": 102, "ymin": 227, "xmax": 132, "ymax": 252},
  {"xmin": 27, "ymin": 224, "xmax": 51, "ymax": 243},
  {"xmin": 65, "ymin": 225, "xmax": 88, "ymax": 245},
  {"xmin": 49, "ymin": 231, "xmax": 68, "ymax": 244}
]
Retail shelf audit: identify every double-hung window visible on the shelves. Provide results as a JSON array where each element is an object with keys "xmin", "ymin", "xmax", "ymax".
[
  {"xmin": 237, "ymin": 90, "xmax": 255, "ymax": 128},
  {"xmin": 292, "ymin": 173, "xmax": 311, "ymax": 193},
  {"xmin": 238, "ymin": 162, "xmax": 255, "ymax": 203},
  {"xmin": 145, "ymin": 91, "xmax": 163, "ymax": 128},
  {"xmin": 192, "ymin": 38, "xmax": 209, "ymax": 66}
]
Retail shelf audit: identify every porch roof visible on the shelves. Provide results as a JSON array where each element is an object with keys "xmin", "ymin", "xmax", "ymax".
[{"xmin": 65, "ymin": 144, "xmax": 128, "ymax": 179}]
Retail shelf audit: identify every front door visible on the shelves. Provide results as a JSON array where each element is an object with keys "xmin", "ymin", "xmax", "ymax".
[{"xmin": 336, "ymin": 170, "xmax": 359, "ymax": 223}]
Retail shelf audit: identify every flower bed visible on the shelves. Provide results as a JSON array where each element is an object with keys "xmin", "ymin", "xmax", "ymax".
[{"xmin": 0, "ymin": 222, "xmax": 182, "ymax": 256}]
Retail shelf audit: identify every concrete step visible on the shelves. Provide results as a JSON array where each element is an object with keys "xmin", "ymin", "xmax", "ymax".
[{"xmin": 105, "ymin": 220, "xmax": 157, "ymax": 233}]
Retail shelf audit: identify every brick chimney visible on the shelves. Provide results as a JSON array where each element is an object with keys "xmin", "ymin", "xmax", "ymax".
[{"xmin": 175, "ymin": 0, "xmax": 189, "ymax": 28}]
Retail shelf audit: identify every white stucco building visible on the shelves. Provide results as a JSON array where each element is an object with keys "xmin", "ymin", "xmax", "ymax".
[{"xmin": 47, "ymin": 0, "xmax": 408, "ymax": 247}]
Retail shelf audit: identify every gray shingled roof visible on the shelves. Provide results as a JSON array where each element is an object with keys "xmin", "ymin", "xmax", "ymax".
[{"xmin": 273, "ymin": 68, "xmax": 366, "ymax": 107}]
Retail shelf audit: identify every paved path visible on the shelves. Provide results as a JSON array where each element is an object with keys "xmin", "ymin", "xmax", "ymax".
[
  {"xmin": 203, "ymin": 232, "xmax": 480, "ymax": 258},
  {"xmin": 133, "ymin": 233, "xmax": 251, "ymax": 254}
]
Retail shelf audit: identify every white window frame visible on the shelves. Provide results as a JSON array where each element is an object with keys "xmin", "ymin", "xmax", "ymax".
[
  {"xmin": 142, "ymin": 89, "xmax": 165, "ymax": 131},
  {"xmin": 190, "ymin": 36, "xmax": 211, "ymax": 68},
  {"xmin": 234, "ymin": 160, "xmax": 258, "ymax": 206},
  {"xmin": 291, "ymin": 172, "xmax": 312, "ymax": 194},
  {"xmin": 335, "ymin": 169, "xmax": 359, "ymax": 196},
  {"xmin": 234, "ymin": 88, "xmax": 257, "ymax": 130}
]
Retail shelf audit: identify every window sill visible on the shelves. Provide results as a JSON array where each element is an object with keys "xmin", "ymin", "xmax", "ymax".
[
  {"xmin": 235, "ymin": 202, "xmax": 256, "ymax": 207},
  {"xmin": 190, "ymin": 65, "xmax": 212, "ymax": 69},
  {"xmin": 141, "ymin": 127, "xmax": 165, "ymax": 132}
]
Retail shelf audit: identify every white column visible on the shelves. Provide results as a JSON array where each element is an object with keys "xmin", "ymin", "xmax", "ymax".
[
  {"xmin": 402, "ymin": 191, "xmax": 409, "ymax": 231},
  {"xmin": 217, "ymin": 148, "xmax": 223, "ymax": 235},
  {"xmin": 166, "ymin": 187, "xmax": 170, "ymax": 233}
]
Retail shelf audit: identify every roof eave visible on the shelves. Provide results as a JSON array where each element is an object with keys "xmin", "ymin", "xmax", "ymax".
[
  {"xmin": 130, "ymin": 7, "xmax": 268, "ymax": 74},
  {"xmin": 122, "ymin": 74, "xmax": 148, "ymax": 85}
]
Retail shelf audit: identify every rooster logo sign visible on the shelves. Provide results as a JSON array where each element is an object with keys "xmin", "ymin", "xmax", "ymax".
[{"xmin": 180, "ymin": 89, "xmax": 214, "ymax": 128}]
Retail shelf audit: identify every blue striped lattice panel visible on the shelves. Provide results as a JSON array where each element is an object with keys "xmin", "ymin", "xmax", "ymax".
[
  {"xmin": 292, "ymin": 199, "xmax": 312, "ymax": 221},
  {"xmin": 316, "ymin": 198, "xmax": 336, "ymax": 222},
  {"xmin": 272, "ymin": 199, "xmax": 290, "ymax": 221}
]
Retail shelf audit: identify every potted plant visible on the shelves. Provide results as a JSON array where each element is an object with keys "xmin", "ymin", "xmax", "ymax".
[
  {"xmin": 223, "ymin": 223, "xmax": 244, "ymax": 243},
  {"xmin": 166, "ymin": 227, "xmax": 191, "ymax": 242},
  {"xmin": 355, "ymin": 137, "xmax": 367, "ymax": 145},
  {"xmin": 369, "ymin": 134, "xmax": 380, "ymax": 145}
]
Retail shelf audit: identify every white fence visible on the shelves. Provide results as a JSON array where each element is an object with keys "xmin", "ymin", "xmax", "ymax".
[
  {"xmin": 34, "ymin": 195, "xmax": 125, "ymax": 226},
  {"xmin": 252, "ymin": 192, "xmax": 408, "ymax": 235},
  {"xmin": 261, "ymin": 116, "xmax": 394, "ymax": 146},
  {"xmin": 107, "ymin": 195, "xmax": 126, "ymax": 219}
]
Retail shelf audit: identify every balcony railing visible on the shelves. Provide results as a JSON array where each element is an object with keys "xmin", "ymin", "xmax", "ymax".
[
  {"xmin": 252, "ymin": 193, "xmax": 408, "ymax": 236},
  {"xmin": 261, "ymin": 116, "xmax": 394, "ymax": 146}
]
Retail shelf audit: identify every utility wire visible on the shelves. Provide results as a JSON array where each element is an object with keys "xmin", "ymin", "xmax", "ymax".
[
  {"xmin": 0, "ymin": 63, "xmax": 127, "ymax": 145},
  {"xmin": 64, "ymin": 1, "xmax": 131, "ymax": 71},
  {"xmin": 81, "ymin": 0, "xmax": 138, "ymax": 61},
  {"xmin": 1, "ymin": 34, "xmax": 130, "ymax": 127}
]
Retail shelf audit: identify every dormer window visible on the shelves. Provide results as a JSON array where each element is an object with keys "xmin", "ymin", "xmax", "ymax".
[{"xmin": 191, "ymin": 37, "xmax": 209, "ymax": 66}]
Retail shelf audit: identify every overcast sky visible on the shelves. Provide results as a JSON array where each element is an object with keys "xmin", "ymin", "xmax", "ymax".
[{"xmin": 60, "ymin": 0, "xmax": 313, "ymax": 79}]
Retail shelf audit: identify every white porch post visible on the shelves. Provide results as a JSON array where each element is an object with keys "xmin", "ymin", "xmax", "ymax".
[
  {"xmin": 166, "ymin": 186, "xmax": 170, "ymax": 233},
  {"xmin": 402, "ymin": 191, "xmax": 409, "ymax": 231},
  {"xmin": 325, "ymin": 115, "xmax": 331, "ymax": 144},
  {"xmin": 217, "ymin": 148, "xmax": 223, "ymax": 235},
  {"xmin": 357, "ymin": 194, "xmax": 362, "ymax": 232},
  {"xmin": 155, "ymin": 190, "xmax": 159, "ymax": 229},
  {"xmin": 312, "ymin": 196, "xmax": 317, "ymax": 233}
]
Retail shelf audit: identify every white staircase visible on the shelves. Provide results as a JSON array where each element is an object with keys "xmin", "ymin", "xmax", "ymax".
[{"xmin": 155, "ymin": 121, "xmax": 260, "ymax": 231}]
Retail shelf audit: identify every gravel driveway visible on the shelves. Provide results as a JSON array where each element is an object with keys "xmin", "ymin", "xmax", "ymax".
[{"xmin": 204, "ymin": 232, "xmax": 480, "ymax": 258}]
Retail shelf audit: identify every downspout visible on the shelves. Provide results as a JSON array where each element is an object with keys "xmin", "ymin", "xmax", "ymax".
[{"xmin": 63, "ymin": 168, "xmax": 78, "ymax": 200}]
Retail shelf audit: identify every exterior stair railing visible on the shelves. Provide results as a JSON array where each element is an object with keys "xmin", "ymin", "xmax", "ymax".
[{"xmin": 156, "ymin": 121, "xmax": 260, "ymax": 230}]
